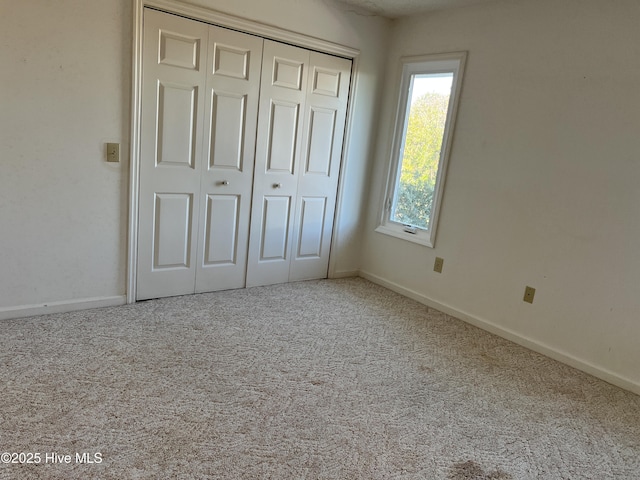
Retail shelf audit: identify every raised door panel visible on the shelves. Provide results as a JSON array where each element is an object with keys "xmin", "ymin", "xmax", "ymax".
[
  {"xmin": 157, "ymin": 83, "xmax": 198, "ymax": 168},
  {"xmin": 305, "ymin": 107, "xmax": 337, "ymax": 176},
  {"xmin": 195, "ymin": 26, "xmax": 263, "ymax": 293},
  {"xmin": 153, "ymin": 193, "xmax": 193, "ymax": 269},
  {"xmin": 272, "ymin": 57, "xmax": 304, "ymax": 90},
  {"xmin": 246, "ymin": 41, "xmax": 308, "ymax": 287},
  {"xmin": 260, "ymin": 196, "xmax": 292, "ymax": 260},
  {"xmin": 137, "ymin": 9, "xmax": 208, "ymax": 300},
  {"xmin": 213, "ymin": 43, "xmax": 251, "ymax": 79},
  {"xmin": 289, "ymin": 52, "xmax": 352, "ymax": 282},
  {"xmin": 209, "ymin": 91, "xmax": 246, "ymax": 170},
  {"xmin": 312, "ymin": 67, "xmax": 342, "ymax": 97},
  {"xmin": 159, "ymin": 31, "xmax": 201, "ymax": 70},
  {"xmin": 267, "ymin": 101, "xmax": 300, "ymax": 173},
  {"xmin": 296, "ymin": 197, "xmax": 326, "ymax": 258},
  {"xmin": 203, "ymin": 194, "xmax": 239, "ymax": 265}
]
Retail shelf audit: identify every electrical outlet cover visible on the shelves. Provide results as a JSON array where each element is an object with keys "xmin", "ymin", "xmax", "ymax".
[
  {"xmin": 523, "ymin": 286, "xmax": 536, "ymax": 304},
  {"xmin": 106, "ymin": 142, "xmax": 120, "ymax": 163}
]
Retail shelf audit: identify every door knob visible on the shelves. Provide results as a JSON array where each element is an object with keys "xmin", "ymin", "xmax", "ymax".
[
  {"xmin": 220, "ymin": 180, "xmax": 229, "ymax": 186},
  {"xmin": 273, "ymin": 183, "xmax": 282, "ymax": 189}
]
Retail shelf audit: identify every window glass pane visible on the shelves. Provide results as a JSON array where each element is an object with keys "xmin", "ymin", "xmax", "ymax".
[{"xmin": 391, "ymin": 72, "xmax": 453, "ymax": 230}]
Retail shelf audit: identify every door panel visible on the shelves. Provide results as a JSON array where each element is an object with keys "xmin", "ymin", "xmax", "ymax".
[
  {"xmin": 203, "ymin": 194, "xmax": 240, "ymax": 265},
  {"xmin": 247, "ymin": 44, "xmax": 352, "ymax": 287},
  {"xmin": 260, "ymin": 196, "xmax": 292, "ymax": 260},
  {"xmin": 209, "ymin": 91, "xmax": 246, "ymax": 170},
  {"xmin": 267, "ymin": 101, "xmax": 300, "ymax": 173},
  {"xmin": 289, "ymin": 52, "xmax": 352, "ymax": 282},
  {"xmin": 213, "ymin": 44, "xmax": 252, "ymax": 79},
  {"xmin": 246, "ymin": 41, "xmax": 308, "ymax": 287},
  {"xmin": 305, "ymin": 107, "xmax": 336, "ymax": 175},
  {"xmin": 153, "ymin": 193, "xmax": 193, "ymax": 269},
  {"xmin": 272, "ymin": 58, "xmax": 304, "ymax": 90},
  {"xmin": 312, "ymin": 67, "xmax": 343, "ymax": 97},
  {"xmin": 157, "ymin": 83, "xmax": 198, "ymax": 168},
  {"xmin": 137, "ymin": 10, "xmax": 208, "ymax": 300},
  {"xmin": 296, "ymin": 197, "xmax": 326, "ymax": 258},
  {"xmin": 159, "ymin": 30, "xmax": 201, "ymax": 70},
  {"xmin": 195, "ymin": 26, "xmax": 263, "ymax": 293}
]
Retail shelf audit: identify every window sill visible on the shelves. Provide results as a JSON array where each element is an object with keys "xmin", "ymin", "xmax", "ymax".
[{"xmin": 375, "ymin": 224, "xmax": 434, "ymax": 248}]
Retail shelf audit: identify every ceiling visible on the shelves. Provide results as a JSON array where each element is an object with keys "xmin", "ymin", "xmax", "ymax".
[{"xmin": 336, "ymin": 0, "xmax": 501, "ymax": 18}]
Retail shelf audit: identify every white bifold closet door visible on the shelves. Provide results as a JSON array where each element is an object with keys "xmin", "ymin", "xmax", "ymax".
[
  {"xmin": 137, "ymin": 10, "xmax": 262, "ymax": 300},
  {"xmin": 246, "ymin": 41, "xmax": 351, "ymax": 287},
  {"xmin": 137, "ymin": 9, "xmax": 351, "ymax": 300}
]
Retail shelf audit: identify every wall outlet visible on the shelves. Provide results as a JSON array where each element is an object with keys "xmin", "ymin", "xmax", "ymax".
[
  {"xmin": 434, "ymin": 257, "xmax": 444, "ymax": 273},
  {"xmin": 106, "ymin": 143, "xmax": 120, "ymax": 163},
  {"xmin": 523, "ymin": 286, "xmax": 536, "ymax": 304}
]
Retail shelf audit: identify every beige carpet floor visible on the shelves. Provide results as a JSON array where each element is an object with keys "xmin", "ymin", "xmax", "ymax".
[{"xmin": 1, "ymin": 277, "xmax": 639, "ymax": 479}]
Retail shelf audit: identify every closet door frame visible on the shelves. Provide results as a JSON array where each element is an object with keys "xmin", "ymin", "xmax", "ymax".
[{"xmin": 128, "ymin": 0, "xmax": 360, "ymax": 303}]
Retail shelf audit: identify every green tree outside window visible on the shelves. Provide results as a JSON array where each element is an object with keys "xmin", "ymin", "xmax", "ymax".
[{"xmin": 392, "ymin": 75, "xmax": 452, "ymax": 230}]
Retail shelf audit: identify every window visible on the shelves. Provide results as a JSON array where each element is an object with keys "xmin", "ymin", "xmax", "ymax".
[{"xmin": 376, "ymin": 52, "xmax": 466, "ymax": 247}]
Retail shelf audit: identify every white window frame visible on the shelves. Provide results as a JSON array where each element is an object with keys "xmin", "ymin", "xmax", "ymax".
[{"xmin": 376, "ymin": 52, "xmax": 467, "ymax": 248}]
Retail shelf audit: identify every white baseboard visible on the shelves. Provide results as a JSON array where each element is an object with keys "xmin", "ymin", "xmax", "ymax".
[
  {"xmin": 0, "ymin": 295, "xmax": 127, "ymax": 321},
  {"xmin": 359, "ymin": 270, "xmax": 640, "ymax": 396},
  {"xmin": 329, "ymin": 270, "xmax": 360, "ymax": 279}
]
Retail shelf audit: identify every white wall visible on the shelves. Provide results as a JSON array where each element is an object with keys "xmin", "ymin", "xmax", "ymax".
[
  {"xmin": 361, "ymin": 0, "xmax": 640, "ymax": 393},
  {"xmin": 0, "ymin": 0, "xmax": 132, "ymax": 311},
  {"xmin": 0, "ymin": 0, "xmax": 389, "ymax": 315}
]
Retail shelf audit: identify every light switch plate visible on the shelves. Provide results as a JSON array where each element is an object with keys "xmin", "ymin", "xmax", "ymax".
[{"xmin": 106, "ymin": 143, "xmax": 120, "ymax": 163}]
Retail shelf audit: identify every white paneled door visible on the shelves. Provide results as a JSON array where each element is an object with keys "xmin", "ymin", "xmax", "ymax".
[
  {"xmin": 137, "ymin": 9, "xmax": 351, "ymax": 299},
  {"xmin": 137, "ymin": 11, "xmax": 208, "ymax": 300},
  {"xmin": 137, "ymin": 10, "xmax": 262, "ymax": 300},
  {"xmin": 195, "ymin": 26, "xmax": 262, "ymax": 293},
  {"xmin": 246, "ymin": 41, "xmax": 351, "ymax": 287},
  {"xmin": 289, "ymin": 51, "xmax": 351, "ymax": 283},
  {"xmin": 246, "ymin": 41, "xmax": 308, "ymax": 287}
]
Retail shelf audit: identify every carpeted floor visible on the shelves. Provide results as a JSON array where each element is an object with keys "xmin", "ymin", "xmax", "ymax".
[{"xmin": 1, "ymin": 277, "xmax": 639, "ymax": 479}]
